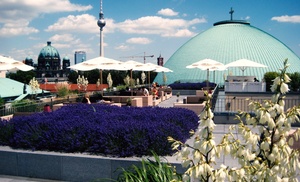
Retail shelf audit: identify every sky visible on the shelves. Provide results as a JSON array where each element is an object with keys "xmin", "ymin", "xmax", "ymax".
[{"xmin": 0, "ymin": 0, "xmax": 299, "ymax": 66}]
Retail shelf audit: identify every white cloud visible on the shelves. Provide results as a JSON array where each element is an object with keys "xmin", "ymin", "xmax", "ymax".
[
  {"xmin": 49, "ymin": 34, "xmax": 77, "ymax": 43},
  {"xmin": 45, "ymin": 14, "xmax": 116, "ymax": 33},
  {"xmin": 126, "ymin": 37, "xmax": 152, "ymax": 44},
  {"xmin": 0, "ymin": 0, "xmax": 92, "ymax": 37},
  {"xmin": 0, "ymin": 20, "xmax": 39, "ymax": 37},
  {"xmin": 28, "ymin": 36, "xmax": 40, "ymax": 40},
  {"xmin": 162, "ymin": 29, "xmax": 196, "ymax": 37},
  {"xmin": 114, "ymin": 44, "xmax": 131, "ymax": 51},
  {"xmin": 8, "ymin": 48, "xmax": 35, "ymax": 61},
  {"xmin": 50, "ymin": 43, "xmax": 72, "ymax": 49},
  {"xmin": 46, "ymin": 14, "xmax": 98, "ymax": 33},
  {"xmin": 48, "ymin": 34, "xmax": 94, "ymax": 54},
  {"xmin": 117, "ymin": 16, "xmax": 206, "ymax": 37},
  {"xmin": 0, "ymin": 0, "xmax": 92, "ymax": 23},
  {"xmin": 244, "ymin": 16, "xmax": 251, "ymax": 20},
  {"xmin": 157, "ymin": 8, "xmax": 179, "ymax": 16},
  {"xmin": 46, "ymin": 14, "xmax": 205, "ymax": 38},
  {"xmin": 271, "ymin": 15, "xmax": 300, "ymax": 23}
]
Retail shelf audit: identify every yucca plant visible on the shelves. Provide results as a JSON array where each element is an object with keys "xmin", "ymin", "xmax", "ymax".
[{"xmin": 116, "ymin": 151, "xmax": 182, "ymax": 182}]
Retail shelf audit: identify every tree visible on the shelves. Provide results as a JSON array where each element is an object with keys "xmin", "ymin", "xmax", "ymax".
[
  {"xmin": 264, "ymin": 71, "xmax": 279, "ymax": 91},
  {"xmin": 169, "ymin": 59, "xmax": 300, "ymax": 181},
  {"xmin": 7, "ymin": 70, "xmax": 35, "ymax": 83},
  {"xmin": 67, "ymin": 71, "xmax": 78, "ymax": 84},
  {"xmin": 289, "ymin": 72, "xmax": 300, "ymax": 92}
]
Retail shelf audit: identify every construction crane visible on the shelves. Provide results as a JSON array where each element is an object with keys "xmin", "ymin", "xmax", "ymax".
[{"xmin": 120, "ymin": 52, "xmax": 154, "ymax": 64}]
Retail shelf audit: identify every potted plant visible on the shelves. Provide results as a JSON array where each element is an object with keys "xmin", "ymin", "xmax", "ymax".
[
  {"xmin": 126, "ymin": 98, "xmax": 132, "ymax": 106},
  {"xmin": 176, "ymin": 92, "xmax": 180, "ymax": 102}
]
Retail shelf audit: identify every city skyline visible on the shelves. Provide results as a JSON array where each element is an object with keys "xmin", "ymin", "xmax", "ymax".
[{"xmin": 0, "ymin": 0, "xmax": 299, "ymax": 65}]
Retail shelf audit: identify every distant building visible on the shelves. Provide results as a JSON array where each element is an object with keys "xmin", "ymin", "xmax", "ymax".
[
  {"xmin": 157, "ymin": 54, "xmax": 164, "ymax": 66},
  {"xmin": 36, "ymin": 41, "xmax": 61, "ymax": 78},
  {"xmin": 28, "ymin": 41, "xmax": 70, "ymax": 79},
  {"xmin": 74, "ymin": 51, "xmax": 86, "ymax": 64},
  {"xmin": 62, "ymin": 56, "xmax": 70, "ymax": 70},
  {"xmin": 24, "ymin": 56, "xmax": 34, "ymax": 66}
]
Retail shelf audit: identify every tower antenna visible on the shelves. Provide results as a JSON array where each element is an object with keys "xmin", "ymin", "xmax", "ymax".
[{"xmin": 97, "ymin": 0, "xmax": 106, "ymax": 57}]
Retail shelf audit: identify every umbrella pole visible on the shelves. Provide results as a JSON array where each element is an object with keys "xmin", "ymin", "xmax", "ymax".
[
  {"xmin": 213, "ymin": 70, "xmax": 215, "ymax": 84},
  {"xmin": 131, "ymin": 69, "xmax": 133, "ymax": 96},
  {"xmin": 148, "ymin": 71, "xmax": 150, "ymax": 91},
  {"xmin": 100, "ymin": 69, "xmax": 103, "ymax": 96},
  {"xmin": 162, "ymin": 72, "xmax": 164, "ymax": 86},
  {"xmin": 206, "ymin": 68, "xmax": 209, "ymax": 91}
]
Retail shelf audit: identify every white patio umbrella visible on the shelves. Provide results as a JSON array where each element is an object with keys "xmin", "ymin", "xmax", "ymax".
[
  {"xmin": 154, "ymin": 66, "xmax": 173, "ymax": 86},
  {"xmin": 136, "ymin": 63, "xmax": 162, "ymax": 89},
  {"xmin": 186, "ymin": 59, "xmax": 225, "ymax": 89},
  {"xmin": 225, "ymin": 59, "xmax": 267, "ymax": 75},
  {"xmin": 154, "ymin": 66, "xmax": 173, "ymax": 73},
  {"xmin": 0, "ymin": 55, "xmax": 34, "ymax": 71},
  {"xmin": 121, "ymin": 60, "xmax": 156, "ymax": 95},
  {"xmin": 121, "ymin": 60, "xmax": 148, "ymax": 83},
  {"xmin": 68, "ymin": 56, "xmax": 124, "ymax": 93},
  {"xmin": 68, "ymin": 56, "xmax": 124, "ymax": 71}
]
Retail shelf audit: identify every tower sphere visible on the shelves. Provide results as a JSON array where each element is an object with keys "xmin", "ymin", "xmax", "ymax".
[{"xmin": 97, "ymin": 18, "xmax": 106, "ymax": 29}]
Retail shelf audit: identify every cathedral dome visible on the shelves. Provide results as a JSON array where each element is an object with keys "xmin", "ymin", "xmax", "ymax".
[
  {"xmin": 154, "ymin": 20, "xmax": 300, "ymax": 85},
  {"xmin": 25, "ymin": 56, "xmax": 33, "ymax": 61},
  {"xmin": 37, "ymin": 41, "xmax": 61, "ymax": 75},
  {"xmin": 38, "ymin": 41, "xmax": 60, "ymax": 60},
  {"xmin": 63, "ymin": 56, "xmax": 70, "ymax": 61},
  {"xmin": 25, "ymin": 56, "xmax": 33, "ymax": 66}
]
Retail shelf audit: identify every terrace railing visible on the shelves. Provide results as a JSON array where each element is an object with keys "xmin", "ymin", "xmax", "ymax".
[
  {"xmin": 211, "ymin": 93, "xmax": 300, "ymax": 115},
  {"xmin": 0, "ymin": 95, "xmax": 81, "ymax": 117}
]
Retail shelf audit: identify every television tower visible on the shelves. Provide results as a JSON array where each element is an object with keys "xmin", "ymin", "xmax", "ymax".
[{"xmin": 97, "ymin": 0, "xmax": 106, "ymax": 57}]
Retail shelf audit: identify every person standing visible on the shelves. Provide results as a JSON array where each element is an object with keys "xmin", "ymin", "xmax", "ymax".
[
  {"xmin": 142, "ymin": 87, "xmax": 149, "ymax": 96},
  {"xmin": 82, "ymin": 93, "xmax": 91, "ymax": 104}
]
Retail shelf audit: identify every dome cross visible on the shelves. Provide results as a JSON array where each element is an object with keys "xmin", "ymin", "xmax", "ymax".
[{"xmin": 229, "ymin": 7, "xmax": 234, "ymax": 20}]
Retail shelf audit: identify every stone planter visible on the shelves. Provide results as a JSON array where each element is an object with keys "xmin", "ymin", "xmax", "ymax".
[{"xmin": 0, "ymin": 147, "xmax": 183, "ymax": 182}]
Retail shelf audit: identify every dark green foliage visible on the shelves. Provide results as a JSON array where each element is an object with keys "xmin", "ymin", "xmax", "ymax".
[
  {"xmin": 289, "ymin": 72, "xmax": 300, "ymax": 92},
  {"xmin": 264, "ymin": 71, "xmax": 279, "ymax": 91},
  {"xmin": 0, "ymin": 97, "xmax": 4, "ymax": 106},
  {"xmin": 11, "ymin": 99, "xmax": 39, "ymax": 112},
  {"xmin": 84, "ymin": 69, "xmax": 101, "ymax": 84},
  {"xmin": 0, "ymin": 121, "xmax": 13, "ymax": 145},
  {"xmin": 7, "ymin": 70, "xmax": 36, "ymax": 83},
  {"xmin": 67, "ymin": 71, "xmax": 78, "ymax": 83}
]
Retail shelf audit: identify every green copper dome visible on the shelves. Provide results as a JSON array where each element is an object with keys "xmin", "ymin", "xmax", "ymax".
[
  {"xmin": 38, "ymin": 41, "xmax": 60, "ymax": 59},
  {"xmin": 63, "ymin": 56, "xmax": 70, "ymax": 61},
  {"xmin": 154, "ymin": 20, "xmax": 300, "ymax": 85},
  {"xmin": 25, "ymin": 56, "xmax": 33, "ymax": 61}
]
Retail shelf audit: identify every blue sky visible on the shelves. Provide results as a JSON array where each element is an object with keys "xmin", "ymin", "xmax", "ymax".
[{"xmin": 0, "ymin": 0, "xmax": 299, "ymax": 65}]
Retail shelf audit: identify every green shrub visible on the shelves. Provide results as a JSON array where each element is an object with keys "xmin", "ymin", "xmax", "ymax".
[
  {"xmin": 289, "ymin": 72, "xmax": 300, "ymax": 91},
  {"xmin": 55, "ymin": 82, "xmax": 70, "ymax": 97},
  {"xmin": 11, "ymin": 99, "xmax": 38, "ymax": 112},
  {"xmin": 0, "ymin": 97, "xmax": 4, "ymax": 106},
  {"xmin": 116, "ymin": 152, "xmax": 182, "ymax": 182},
  {"xmin": 263, "ymin": 71, "xmax": 279, "ymax": 91}
]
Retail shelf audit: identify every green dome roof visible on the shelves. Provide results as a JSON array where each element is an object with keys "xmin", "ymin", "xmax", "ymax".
[
  {"xmin": 25, "ymin": 56, "xmax": 32, "ymax": 61},
  {"xmin": 154, "ymin": 20, "xmax": 300, "ymax": 85},
  {"xmin": 63, "ymin": 56, "xmax": 70, "ymax": 61},
  {"xmin": 38, "ymin": 41, "xmax": 60, "ymax": 59}
]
